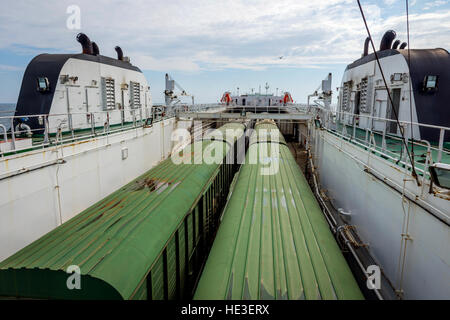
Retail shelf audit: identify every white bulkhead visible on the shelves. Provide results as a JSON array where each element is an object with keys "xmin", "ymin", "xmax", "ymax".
[
  {"xmin": 13, "ymin": 33, "xmax": 153, "ymax": 135},
  {"xmin": 338, "ymin": 53, "xmax": 421, "ymax": 140},
  {"xmin": 48, "ymin": 58, "xmax": 151, "ymax": 133}
]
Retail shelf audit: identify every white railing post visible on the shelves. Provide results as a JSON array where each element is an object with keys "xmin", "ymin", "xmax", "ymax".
[
  {"xmin": 0, "ymin": 124, "xmax": 7, "ymax": 155},
  {"xmin": 69, "ymin": 114, "xmax": 74, "ymax": 139},
  {"xmin": 342, "ymin": 123, "xmax": 347, "ymax": 137},
  {"xmin": 437, "ymin": 128, "xmax": 445, "ymax": 163},
  {"xmin": 401, "ymin": 124, "xmax": 408, "ymax": 164},
  {"xmin": 44, "ymin": 116, "xmax": 49, "ymax": 144},
  {"xmin": 91, "ymin": 112, "xmax": 95, "ymax": 136},
  {"xmin": 352, "ymin": 115, "xmax": 356, "ymax": 140},
  {"xmin": 10, "ymin": 118, "xmax": 16, "ymax": 150}
]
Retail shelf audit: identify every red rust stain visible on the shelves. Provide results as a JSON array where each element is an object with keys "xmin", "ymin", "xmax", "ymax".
[
  {"xmin": 132, "ymin": 177, "xmax": 179, "ymax": 192},
  {"xmin": 99, "ymin": 199, "xmax": 124, "ymax": 211}
]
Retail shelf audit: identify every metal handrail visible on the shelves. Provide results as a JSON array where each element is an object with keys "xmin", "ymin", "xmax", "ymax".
[
  {"xmin": 0, "ymin": 104, "xmax": 226, "ymax": 156},
  {"xmin": 322, "ymin": 125, "xmax": 431, "ymax": 177},
  {"xmin": 308, "ymin": 104, "xmax": 450, "ymax": 131},
  {"xmin": 308, "ymin": 104, "xmax": 450, "ymax": 166}
]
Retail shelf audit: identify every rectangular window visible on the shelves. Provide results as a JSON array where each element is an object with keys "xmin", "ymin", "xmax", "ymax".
[
  {"xmin": 393, "ymin": 73, "xmax": 402, "ymax": 81},
  {"xmin": 37, "ymin": 77, "xmax": 50, "ymax": 92},
  {"xmin": 130, "ymin": 81, "xmax": 141, "ymax": 108},
  {"xmin": 424, "ymin": 75, "xmax": 438, "ymax": 90},
  {"xmin": 101, "ymin": 77, "xmax": 116, "ymax": 110}
]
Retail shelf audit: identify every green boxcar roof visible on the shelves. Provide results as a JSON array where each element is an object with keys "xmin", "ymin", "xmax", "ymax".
[
  {"xmin": 0, "ymin": 123, "xmax": 245, "ymax": 300},
  {"xmin": 204, "ymin": 122, "xmax": 246, "ymax": 142},
  {"xmin": 194, "ymin": 122, "xmax": 364, "ymax": 300},
  {"xmin": 249, "ymin": 121, "xmax": 286, "ymax": 146}
]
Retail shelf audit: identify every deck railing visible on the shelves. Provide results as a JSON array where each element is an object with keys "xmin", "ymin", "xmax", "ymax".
[
  {"xmin": 308, "ymin": 104, "xmax": 450, "ymax": 185},
  {"xmin": 0, "ymin": 104, "xmax": 224, "ymax": 156}
]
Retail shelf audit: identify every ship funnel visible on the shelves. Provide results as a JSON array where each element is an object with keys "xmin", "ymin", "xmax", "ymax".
[
  {"xmin": 92, "ymin": 42, "xmax": 100, "ymax": 56},
  {"xmin": 115, "ymin": 46, "xmax": 123, "ymax": 61},
  {"xmin": 76, "ymin": 33, "xmax": 93, "ymax": 55},
  {"xmin": 400, "ymin": 42, "xmax": 408, "ymax": 49},
  {"xmin": 379, "ymin": 30, "xmax": 396, "ymax": 51},
  {"xmin": 363, "ymin": 37, "xmax": 370, "ymax": 57},
  {"xmin": 392, "ymin": 40, "xmax": 401, "ymax": 49}
]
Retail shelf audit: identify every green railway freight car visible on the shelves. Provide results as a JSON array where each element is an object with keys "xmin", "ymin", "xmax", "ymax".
[
  {"xmin": 194, "ymin": 120, "xmax": 364, "ymax": 300},
  {"xmin": 0, "ymin": 122, "xmax": 247, "ymax": 300}
]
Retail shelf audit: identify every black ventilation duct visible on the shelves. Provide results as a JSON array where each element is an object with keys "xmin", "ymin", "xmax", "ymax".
[
  {"xmin": 379, "ymin": 30, "xmax": 396, "ymax": 51},
  {"xmin": 392, "ymin": 40, "xmax": 401, "ymax": 49},
  {"xmin": 76, "ymin": 33, "xmax": 93, "ymax": 55},
  {"xmin": 363, "ymin": 37, "xmax": 370, "ymax": 56},
  {"xmin": 115, "ymin": 46, "xmax": 123, "ymax": 61},
  {"xmin": 92, "ymin": 42, "xmax": 100, "ymax": 56},
  {"xmin": 400, "ymin": 42, "xmax": 408, "ymax": 49}
]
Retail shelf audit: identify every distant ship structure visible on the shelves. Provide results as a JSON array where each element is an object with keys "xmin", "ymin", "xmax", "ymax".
[{"xmin": 221, "ymin": 89, "xmax": 293, "ymax": 107}]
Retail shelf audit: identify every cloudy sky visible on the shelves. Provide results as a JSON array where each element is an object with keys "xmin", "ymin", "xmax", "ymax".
[{"xmin": 0, "ymin": 0, "xmax": 449, "ymax": 103}]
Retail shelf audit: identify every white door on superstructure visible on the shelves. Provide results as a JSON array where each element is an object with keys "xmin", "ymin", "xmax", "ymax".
[
  {"xmin": 86, "ymin": 87, "xmax": 101, "ymax": 127},
  {"xmin": 66, "ymin": 86, "xmax": 83, "ymax": 112},
  {"xmin": 86, "ymin": 87, "xmax": 100, "ymax": 112},
  {"xmin": 373, "ymin": 89, "xmax": 388, "ymax": 132},
  {"xmin": 67, "ymin": 86, "xmax": 83, "ymax": 130},
  {"xmin": 122, "ymin": 88, "xmax": 131, "ymax": 123}
]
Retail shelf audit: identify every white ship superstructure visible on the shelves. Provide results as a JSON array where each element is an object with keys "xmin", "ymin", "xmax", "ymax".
[
  {"xmin": 221, "ymin": 90, "xmax": 293, "ymax": 107},
  {"xmin": 307, "ymin": 30, "xmax": 450, "ymax": 299},
  {"xmin": 14, "ymin": 34, "xmax": 151, "ymax": 136},
  {"xmin": 337, "ymin": 30, "xmax": 450, "ymax": 143}
]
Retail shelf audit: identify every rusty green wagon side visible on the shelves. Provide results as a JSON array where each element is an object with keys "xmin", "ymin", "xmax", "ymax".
[{"xmin": 0, "ymin": 122, "xmax": 246, "ymax": 300}]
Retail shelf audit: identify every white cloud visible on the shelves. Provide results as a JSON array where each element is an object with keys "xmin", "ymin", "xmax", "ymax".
[
  {"xmin": 424, "ymin": 0, "xmax": 449, "ymax": 10},
  {"xmin": 0, "ymin": 64, "xmax": 23, "ymax": 71},
  {"xmin": 384, "ymin": 0, "xmax": 399, "ymax": 5},
  {"xmin": 0, "ymin": 0, "xmax": 448, "ymax": 73},
  {"xmin": 132, "ymin": 55, "xmax": 200, "ymax": 72}
]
